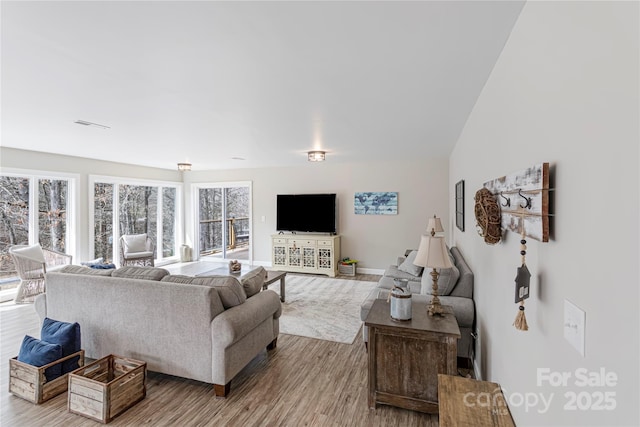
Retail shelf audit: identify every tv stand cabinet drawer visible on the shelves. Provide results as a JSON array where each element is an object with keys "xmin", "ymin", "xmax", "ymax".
[{"xmin": 288, "ymin": 239, "xmax": 316, "ymax": 247}]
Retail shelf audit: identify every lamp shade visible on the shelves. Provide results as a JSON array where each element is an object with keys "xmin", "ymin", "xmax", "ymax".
[
  {"xmin": 413, "ymin": 235, "xmax": 452, "ymax": 269},
  {"xmin": 426, "ymin": 216, "xmax": 444, "ymax": 234}
]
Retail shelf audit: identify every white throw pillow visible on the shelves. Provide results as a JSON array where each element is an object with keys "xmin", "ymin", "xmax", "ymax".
[
  {"xmin": 123, "ymin": 234, "xmax": 147, "ymax": 253},
  {"xmin": 397, "ymin": 251, "xmax": 423, "ymax": 277},
  {"xmin": 13, "ymin": 244, "xmax": 45, "ymax": 263}
]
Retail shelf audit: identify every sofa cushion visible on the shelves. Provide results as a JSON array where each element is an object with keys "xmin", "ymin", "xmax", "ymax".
[
  {"xmin": 59, "ymin": 265, "xmax": 114, "ymax": 276},
  {"xmin": 383, "ymin": 265, "xmax": 423, "ymax": 283},
  {"xmin": 112, "ymin": 266, "xmax": 169, "ymax": 281},
  {"xmin": 191, "ymin": 276, "xmax": 247, "ymax": 309},
  {"xmin": 123, "ymin": 251, "xmax": 154, "ymax": 260},
  {"xmin": 397, "ymin": 250, "xmax": 423, "ymax": 277},
  {"xmin": 421, "ymin": 252, "xmax": 459, "ymax": 296},
  {"xmin": 161, "ymin": 274, "xmax": 195, "ymax": 284},
  {"xmin": 241, "ymin": 267, "xmax": 266, "ymax": 298},
  {"xmin": 17, "ymin": 335, "xmax": 63, "ymax": 381},
  {"xmin": 41, "ymin": 317, "xmax": 81, "ymax": 374},
  {"xmin": 377, "ymin": 276, "xmax": 422, "ymax": 294},
  {"xmin": 122, "ymin": 234, "xmax": 147, "ymax": 252}
]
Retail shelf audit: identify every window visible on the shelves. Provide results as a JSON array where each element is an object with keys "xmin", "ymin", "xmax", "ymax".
[
  {"xmin": 90, "ymin": 176, "xmax": 181, "ymax": 265},
  {"xmin": 0, "ymin": 171, "xmax": 77, "ymax": 282}
]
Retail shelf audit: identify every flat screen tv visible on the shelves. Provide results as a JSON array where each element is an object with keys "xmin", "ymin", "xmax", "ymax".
[{"xmin": 276, "ymin": 194, "xmax": 337, "ymax": 234}]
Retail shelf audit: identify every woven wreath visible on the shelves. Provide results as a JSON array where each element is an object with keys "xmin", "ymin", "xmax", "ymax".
[{"xmin": 474, "ymin": 188, "xmax": 502, "ymax": 244}]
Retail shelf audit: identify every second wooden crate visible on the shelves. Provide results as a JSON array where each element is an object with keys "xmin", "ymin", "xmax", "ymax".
[
  {"xmin": 338, "ymin": 262, "xmax": 357, "ymax": 276},
  {"xmin": 68, "ymin": 354, "xmax": 146, "ymax": 423}
]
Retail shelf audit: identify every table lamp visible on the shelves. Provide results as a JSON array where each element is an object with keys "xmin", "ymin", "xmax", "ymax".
[{"xmin": 413, "ymin": 215, "xmax": 452, "ymax": 316}]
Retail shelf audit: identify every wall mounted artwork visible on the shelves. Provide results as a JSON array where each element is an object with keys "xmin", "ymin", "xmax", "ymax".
[
  {"xmin": 354, "ymin": 192, "xmax": 398, "ymax": 215},
  {"xmin": 455, "ymin": 180, "xmax": 465, "ymax": 231}
]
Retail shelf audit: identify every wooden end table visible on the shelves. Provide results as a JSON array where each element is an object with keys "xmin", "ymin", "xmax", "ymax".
[
  {"xmin": 365, "ymin": 299, "xmax": 460, "ymax": 414},
  {"xmin": 438, "ymin": 374, "xmax": 515, "ymax": 426},
  {"xmin": 263, "ymin": 270, "xmax": 286, "ymax": 302}
]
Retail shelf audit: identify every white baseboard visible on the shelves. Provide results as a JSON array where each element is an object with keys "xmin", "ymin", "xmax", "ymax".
[{"xmin": 356, "ymin": 267, "xmax": 385, "ymax": 275}]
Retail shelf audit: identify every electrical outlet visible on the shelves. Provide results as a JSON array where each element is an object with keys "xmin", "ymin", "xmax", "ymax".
[
  {"xmin": 564, "ymin": 299, "xmax": 585, "ymax": 357},
  {"xmin": 261, "ymin": 215, "xmax": 266, "ymax": 223}
]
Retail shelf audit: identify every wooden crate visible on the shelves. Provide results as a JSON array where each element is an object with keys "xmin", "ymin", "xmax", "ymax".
[
  {"xmin": 9, "ymin": 350, "xmax": 85, "ymax": 404},
  {"xmin": 68, "ymin": 354, "xmax": 146, "ymax": 424},
  {"xmin": 338, "ymin": 263, "xmax": 356, "ymax": 276}
]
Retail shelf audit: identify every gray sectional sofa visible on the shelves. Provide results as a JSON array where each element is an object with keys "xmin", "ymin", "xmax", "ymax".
[
  {"xmin": 360, "ymin": 246, "xmax": 475, "ymax": 359},
  {"xmin": 34, "ymin": 265, "xmax": 281, "ymax": 397}
]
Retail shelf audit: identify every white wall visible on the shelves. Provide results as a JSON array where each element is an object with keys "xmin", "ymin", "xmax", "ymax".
[
  {"xmin": 1, "ymin": 147, "xmax": 450, "ymax": 270},
  {"xmin": 183, "ymin": 159, "xmax": 449, "ymax": 270},
  {"xmin": 450, "ymin": 2, "xmax": 638, "ymax": 425},
  {"xmin": 0, "ymin": 147, "xmax": 181, "ymax": 262}
]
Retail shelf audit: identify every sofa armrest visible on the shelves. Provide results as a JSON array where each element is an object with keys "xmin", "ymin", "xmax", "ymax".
[{"xmin": 211, "ymin": 289, "xmax": 281, "ymax": 348}]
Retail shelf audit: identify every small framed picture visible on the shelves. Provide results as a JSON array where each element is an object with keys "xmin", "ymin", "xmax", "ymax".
[{"xmin": 455, "ymin": 180, "xmax": 465, "ymax": 232}]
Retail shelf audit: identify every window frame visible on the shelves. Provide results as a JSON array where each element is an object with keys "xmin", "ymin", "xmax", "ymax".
[
  {"xmin": 89, "ymin": 175, "xmax": 183, "ymax": 266},
  {"xmin": 191, "ymin": 181, "xmax": 252, "ymax": 263}
]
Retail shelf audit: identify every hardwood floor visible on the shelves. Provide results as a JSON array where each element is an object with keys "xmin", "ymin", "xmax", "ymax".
[{"xmin": 0, "ymin": 274, "xmax": 438, "ymax": 427}]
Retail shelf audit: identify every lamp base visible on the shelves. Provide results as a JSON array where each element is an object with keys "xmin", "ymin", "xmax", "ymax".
[
  {"xmin": 428, "ymin": 302, "xmax": 446, "ymax": 316},
  {"xmin": 428, "ymin": 268, "xmax": 446, "ymax": 316}
]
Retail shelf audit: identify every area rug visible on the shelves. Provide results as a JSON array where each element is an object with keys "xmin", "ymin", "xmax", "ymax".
[{"xmin": 277, "ymin": 275, "xmax": 377, "ymax": 344}]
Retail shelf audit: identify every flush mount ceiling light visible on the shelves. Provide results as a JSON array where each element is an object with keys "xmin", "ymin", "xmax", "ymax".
[
  {"xmin": 307, "ymin": 151, "xmax": 326, "ymax": 162},
  {"xmin": 177, "ymin": 163, "xmax": 192, "ymax": 172},
  {"xmin": 74, "ymin": 120, "xmax": 110, "ymax": 129}
]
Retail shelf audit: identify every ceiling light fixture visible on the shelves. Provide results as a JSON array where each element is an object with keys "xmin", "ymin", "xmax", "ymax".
[
  {"xmin": 74, "ymin": 120, "xmax": 110, "ymax": 129},
  {"xmin": 308, "ymin": 151, "xmax": 326, "ymax": 162},
  {"xmin": 177, "ymin": 163, "xmax": 192, "ymax": 172}
]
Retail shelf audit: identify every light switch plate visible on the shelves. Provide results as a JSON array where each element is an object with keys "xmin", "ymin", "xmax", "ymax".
[{"xmin": 564, "ymin": 299, "xmax": 586, "ymax": 357}]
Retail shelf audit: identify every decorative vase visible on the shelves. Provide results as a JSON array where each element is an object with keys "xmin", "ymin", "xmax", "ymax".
[
  {"xmin": 180, "ymin": 245, "xmax": 192, "ymax": 262},
  {"xmin": 390, "ymin": 279, "xmax": 411, "ymax": 321}
]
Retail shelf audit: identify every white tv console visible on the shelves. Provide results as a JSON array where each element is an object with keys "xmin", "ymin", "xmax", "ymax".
[{"xmin": 271, "ymin": 234, "xmax": 341, "ymax": 277}]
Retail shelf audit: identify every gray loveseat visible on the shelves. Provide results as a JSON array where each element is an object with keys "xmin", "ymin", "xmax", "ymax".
[
  {"xmin": 34, "ymin": 265, "xmax": 281, "ymax": 397},
  {"xmin": 360, "ymin": 246, "xmax": 475, "ymax": 359}
]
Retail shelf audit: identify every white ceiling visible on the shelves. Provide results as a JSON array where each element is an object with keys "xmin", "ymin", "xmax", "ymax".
[{"xmin": 1, "ymin": 1, "xmax": 524, "ymax": 171}]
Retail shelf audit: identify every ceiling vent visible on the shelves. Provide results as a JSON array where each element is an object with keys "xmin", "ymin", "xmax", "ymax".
[{"xmin": 74, "ymin": 120, "xmax": 110, "ymax": 129}]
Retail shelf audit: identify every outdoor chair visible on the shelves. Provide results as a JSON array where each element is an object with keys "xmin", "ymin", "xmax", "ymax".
[
  {"xmin": 9, "ymin": 244, "xmax": 72, "ymax": 303},
  {"xmin": 119, "ymin": 234, "xmax": 155, "ymax": 267}
]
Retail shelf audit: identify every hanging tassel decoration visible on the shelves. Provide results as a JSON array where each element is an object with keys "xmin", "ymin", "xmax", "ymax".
[
  {"xmin": 513, "ymin": 219, "xmax": 530, "ymax": 331},
  {"xmin": 513, "ymin": 299, "xmax": 529, "ymax": 331}
]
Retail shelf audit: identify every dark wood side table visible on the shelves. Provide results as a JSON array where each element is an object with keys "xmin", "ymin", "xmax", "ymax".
[
  {"xmin": 263, "ymin": 270, "xmax": 286, "ymax": 302},
  {"xmin": 365, "ymin": 299, "xmax": 460, "ymax": 414}
]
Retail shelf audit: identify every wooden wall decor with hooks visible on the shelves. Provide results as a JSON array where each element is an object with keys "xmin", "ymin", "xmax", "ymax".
[{"xmin": 483, "ymin": 163, "xmax": 551, "ymax": 242}]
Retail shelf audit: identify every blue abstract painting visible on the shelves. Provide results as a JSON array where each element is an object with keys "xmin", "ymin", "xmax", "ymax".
[{"xmin": 354, "ymin": 192, "xmax": 398, "ymax": 215}]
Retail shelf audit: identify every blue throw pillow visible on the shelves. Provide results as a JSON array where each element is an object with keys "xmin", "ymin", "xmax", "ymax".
[
  {"xmin": 17, "ymin": 335, "xmax": 63, "ymax": 381},
  {"xmin": 41, "ymin": 317, "xmax": 81, "ymax": 374}
]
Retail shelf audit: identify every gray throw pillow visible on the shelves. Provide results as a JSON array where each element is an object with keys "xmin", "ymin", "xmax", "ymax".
[
  {"xmin": 241, "ymin": 267, "xmax": 266, "ymax": 298},
  {"xmin": 111, "ymin": 266, "xmax": 169, "ymax": 281},
  {"xmin": 191, "ymin": 276, "xmax": 247, "ymax": 309},
  {"xmin": 59, "ymin": 265, "xmax": 114, "ymax": 276},
  {"xmin": 397, "ymin": 250, "xmax": 424, "ymax": 277},
  {"xmin": 421, "ymin": 252, "xmax": 460, "ymax": 296}
]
